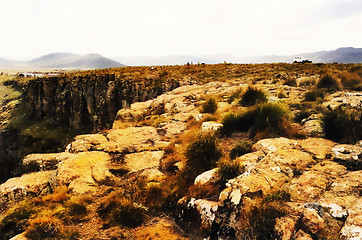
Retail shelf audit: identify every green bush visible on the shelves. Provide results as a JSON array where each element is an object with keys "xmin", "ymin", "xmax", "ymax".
[
  {"xmin": 201, "ymin": 98, "xmax": 218, "ymax": 114},
  {"xmin": 316, "ymin": 74, "xmax": 340, "ymax": 90},
  {"xmin": 303, "ymin": 89, "xmax": 325, "ymax": 102},
  {"xmin": 239, "ymin": 86, "xmax": 267, "ymax": 107},
  {"xmin": 229, "ymin": 140, "xmax": 252, "ymax": 159},
  {"xmin": 323, "ymin": 107, "xmax": 362, "ymax": 144},
  {"xmin": 185, "ymin": 133, "xmax": 221, "ymax": 178}
]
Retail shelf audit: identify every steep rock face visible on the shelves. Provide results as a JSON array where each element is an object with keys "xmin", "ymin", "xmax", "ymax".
[
  {"xmin": 22, "ymin": 74, "xmax": 180, "ymax": 131},
  {"xmin": 0, "ymin": 129, "xmax": 19, "ymax": 183}
]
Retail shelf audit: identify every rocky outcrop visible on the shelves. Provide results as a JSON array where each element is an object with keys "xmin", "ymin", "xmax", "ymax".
[
  {"xmin": 181, "ymin": 137, "xmax": 362, "ymax": 239},
  {"xmin": 22, "ymin": 74, "xmax": 180, "ymax": 131},
  {"xmin": 0, "ymin": 170, "xmax": 55, "ymax": 211}
]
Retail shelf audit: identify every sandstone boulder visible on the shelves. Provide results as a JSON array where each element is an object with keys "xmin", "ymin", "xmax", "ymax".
[
  {"xmin": 194, "ymin": 168, "xmax": 219, "ymax": 185},
  {"xmin": 299, "ymin": 138, "xmax": 336, "ymax": 160},
  {"xmin": 340, "ymin": 198, "xmax": 362, "ymax": 240},
  {"xmin": 22, "ymin": 152, "xmax": 74, "ymax": 172},
  {"xmin": 301, "ymin": 208, "xmax": 324, "ymax": 235},
  {"xmin": 323, "ymin": 92, "xmax": 362, "ymax": 109},
  {"xmin": 289, "ymin": 161, "xmax": 347, "ymax": 202},
  {"xmin": 294, "ymin": 230, "xmax": 313, "ymax": 240},
  {"xmin": 274, "ymin": 217, "xmax": 296, "ymax": 240},
  {"xmin": 123, "ymin": 151, "xmax": 164, "ymax": 172},
  {"xmin": 139, "ymin": 168, "xmax": 166, "ymax": 183},
  {"xmin": 157, "ymin": 120, "xmax": 188, "ymax": 139},
  {"xmin": 106, "ymin": 126, "xmax": 168, "ymax": 152},
  {"xmin": 201, "ymin": 121, "xmax": 223, "ymax": 132},
  {"xmin": 252, "ymin": 137, "xmax": 298, "ymax": 152},
  {"xmin": 330, "ymin": 144, "xmax": 362, "ymax": 170},
  {"xmin": 188, "ymin": 198, "xmax": 219, "ymax": 230},
  {"xmin": 67, "ymin": 134, "xmax": 108, "ymax": 153},
  {"xmin": 56, "ymin": 151, "xmax": 113, "ymax": 194},
  {"xmin": 321, "ymin": 170, "xmax": 362, "ymax": 208},
  {"xmin": 301, "ymin": 114, "xmax": 325, "ymax": 137},
  {"xmin": 0, "ymin": 171, "xmax": 55, "ymax": 210}
]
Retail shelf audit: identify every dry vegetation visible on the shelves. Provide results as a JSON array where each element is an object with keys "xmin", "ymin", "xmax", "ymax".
[{"xmin": 1, "ymin": 63, "xmax": 362, "ymax": 239}]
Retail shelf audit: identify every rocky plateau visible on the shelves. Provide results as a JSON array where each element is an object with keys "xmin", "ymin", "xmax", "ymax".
[{"xmin": 0, "ymin": 63, "xmax": 361, "ymax": 239}]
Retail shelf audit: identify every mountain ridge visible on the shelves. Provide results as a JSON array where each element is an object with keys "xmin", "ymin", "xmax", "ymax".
[
  {"xmin": 0, "ymin": 52, "xmax": 125, "ymax": 70},
  {"xmin": 115, "ymin": 47, "xmax": 362, "ymax": 66}
]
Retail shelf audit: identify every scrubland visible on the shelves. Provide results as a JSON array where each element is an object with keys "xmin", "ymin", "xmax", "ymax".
[{"xmin": 0, "ymin": 63, "xmax": 361, "ymax": 239}]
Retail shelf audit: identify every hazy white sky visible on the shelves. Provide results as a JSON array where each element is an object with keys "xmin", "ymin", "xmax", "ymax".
[{"xmin": 0, "ymin": 0, "xmax": 361, "ymax": 59}]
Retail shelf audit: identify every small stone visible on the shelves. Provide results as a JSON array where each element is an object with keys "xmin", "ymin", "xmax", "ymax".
[
  {"xmin": 194, "ymin": 168, "xmax": 219, "ymax": 185},
  {"xmin": 321, "ymin": 203, "xmax": 348, "ymax": 219},
  {"xmin": 301, "ymin": 208, "xmax": 324, "ymax": 234},
  {"xmin": 201, "ymin": 121, "xmax": 223, "ymax": 132},
  {"xmin": 295, "ymin": 229, "xmax": 313, "ymax": 240},
  {"xmin": 274, "ymin": 217, "xmax": 296, "ymax": 240}
]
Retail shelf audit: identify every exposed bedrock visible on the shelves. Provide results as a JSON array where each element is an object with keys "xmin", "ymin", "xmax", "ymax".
[{"xmin": 22, "ymin": 74, "xmax": 180, "ymax": 131}]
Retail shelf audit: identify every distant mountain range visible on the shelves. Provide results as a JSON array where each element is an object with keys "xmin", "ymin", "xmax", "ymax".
[
  {"xmin": 1, "ymin": 47, "xmax": 361, "ymax": 70},
  {"xmin": 0, "ymin": 53, "xmax": 125, "ymax": 70},
  {"xmin": 115, "ymin": 47, "xmax": 362, "ymax": 66}
]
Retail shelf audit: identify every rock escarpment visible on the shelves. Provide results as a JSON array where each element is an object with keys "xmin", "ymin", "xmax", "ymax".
[
  {"xmin": 1, "ymin": 79, "xmax": 361, "ymax": 239},
  {"xmin": 22, "ymin": 74, "xmax": 180, "ymax": 131}
]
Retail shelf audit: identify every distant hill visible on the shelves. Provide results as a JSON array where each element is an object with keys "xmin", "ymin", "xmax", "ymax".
[
  {"xmin": 227, "ymin": 47, "xmax": 362, "ymax": 64},
  {"xmin": 301, "ymin": 47, "xmax": 362, "ymax": 63},
  {"xmin": 116, "ymin": 47, "xmax": 362, "ymax": 66},
  {"xmin": 0, "ymin": 53, "xmax": 125, "ymax": 70}
]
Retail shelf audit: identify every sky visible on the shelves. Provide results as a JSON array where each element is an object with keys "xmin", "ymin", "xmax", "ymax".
[{"xmin": 0, "ymin": 0, "xmax": 361, "ymax": 59}]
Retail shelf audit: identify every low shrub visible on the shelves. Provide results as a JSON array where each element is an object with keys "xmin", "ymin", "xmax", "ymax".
[
  {"xmin": 303, "ymin": 89, "xmax": 325, "ymax": 102},
  {"xmin": 98, "ymin": 193, "xmax": 146, "ymax": 228},
  {"xmin": 142, "ymin": 183, "xmax": 165, "ymax": 208},
  {"xmin": 227, "ymin": 88, "xmax": 242, "ymax": 103},
  {"xmin": 299, "ymin": 78, "xmax": 316, "ymax": 87},
  {"xmin": 217, "ymin": 159, "xmax": 244, "ymax": 187},
  {"xmin": 239, "ymin": 86, "xmax": 267, "ymax": 107},
  {"xmin": 0, "ymin": 203, "xmax": 35, "ymax": 240},
  {"xmin": 283, "ymin": 78, "xmax": 297, "ymax": 87},
  {"xmin": 239, "ymin": 202, "xmax": 286, "ymax": 240},
  {"xmin": 277, "ymin": 91, "xmax": 287, "ymax": 98},
  {"xmin": 220, "ymin": 103, "xmax": 290, "ymax": 138},
  {"xmin": 187, "ymin": 183, "xmax": 220, "ymax": 199},
  {"xmin": 184, "ymin": 133, "xmax": 221, "ymax": 179},
  {"xmin": 253, "ymin": 103, "xmax": 289, "ymax": 129},
  {"xmin": 339, "ymin": 71, "xmax": 362, "ymax": 90},
  {"xmin": 316, "ymin": 74, "xmax": 340, "ymax": 90},
  {"xmin": 68, "ymin": 202, "xmax": 87, "ymax": 217},
  {"xmin": 25, "ymin": 217, "xmax": 60, "ymax": 240},
  {"xmin": 229, "ymin": 140, "xmax": 252, "ymax": 159},
  {"xmin": 201, "ymin": 98, "xmax": 218, "ymax": 114},
  {"xmin": 323, "ymin": 107, "xmax": 362, "ymax": 143},
  {"xmin": 220, "ymin": 111, "xmax": 255, "ymax": 136}
]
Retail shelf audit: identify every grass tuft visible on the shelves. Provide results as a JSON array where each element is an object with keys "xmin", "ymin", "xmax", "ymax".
[
  {"xmin": 229, "ymin": 140, "xmax": 252, "ymax": 160},
  {"xmin": 316, "ymin": 74, "xmax": 340, "ymax": 90},
  {"xmin": 323, "ymin": 107, "xmax": 362, "ymax": 144},
  {"xmin": 201, "ymin": 98, "xmax": 218, "ymax": 114},
  {"xmin": 239, "ymin": 86, "xmax": 267, "ymax": 107},
  {"xmin": 184, "ymin": 132, "xmax": 221, "ymax": 180}
]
